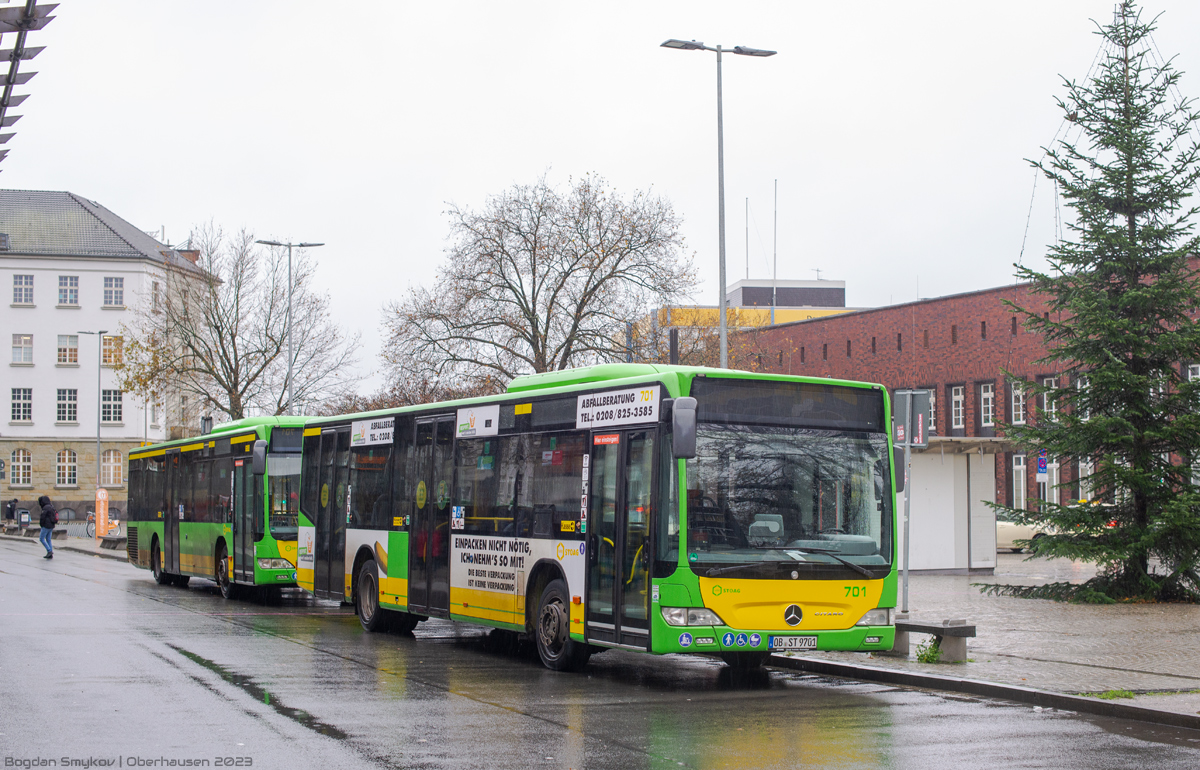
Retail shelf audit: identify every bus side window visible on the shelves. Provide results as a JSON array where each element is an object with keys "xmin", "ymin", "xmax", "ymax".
[{"xmin": 301, "ymin": 432, "xmax": 322, "ymax": 523}]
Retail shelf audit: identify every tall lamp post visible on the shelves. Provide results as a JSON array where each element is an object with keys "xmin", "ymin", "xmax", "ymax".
[
  {"xmin": 661, "ymin": 39, "xmax": 776, "ymax": 368},
  {"xmin": 78, "ymin": 329, "xmax": 108, "ymax": 536},
  {"xmin": 255, "ymin": 239, "xmax": 324, "ymax": 414}
]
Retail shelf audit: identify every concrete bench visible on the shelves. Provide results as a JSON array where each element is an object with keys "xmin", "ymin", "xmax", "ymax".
[
  {"xmin": 22, "ymin": 527, "xmax": 39, "ymax": 538},
  {"xmin": 51, "ymin": 528, "xmax": 68, "ymax": 540},
  {"xmin": 893, "ymin": 618, "xmax": 976, "ymax": 663},
  {"xmin": 99, "ymin": 536, "xmax": 127, "ymax": 551}
]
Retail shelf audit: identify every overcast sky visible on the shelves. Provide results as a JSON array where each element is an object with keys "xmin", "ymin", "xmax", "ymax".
[{"xmin": 6, "ymin": 1, "xmax": 1200, "ymax": 391}]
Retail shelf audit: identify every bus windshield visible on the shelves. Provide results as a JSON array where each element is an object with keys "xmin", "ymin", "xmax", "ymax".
[
  {"xmin": 268, "ymin": 453, "xmax": 301, "ymax": 540},
  {"xmin": 685, "ymin": 424, "xmax": 893, "ymax": 579}
]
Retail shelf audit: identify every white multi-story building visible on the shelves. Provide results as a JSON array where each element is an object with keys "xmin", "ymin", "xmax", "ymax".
[{"xmin": 2, "ymin": 190, "xmax": 192, "ymax": 523}]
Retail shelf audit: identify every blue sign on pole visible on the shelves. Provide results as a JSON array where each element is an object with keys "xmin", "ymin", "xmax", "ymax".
[{"xmin": 1036, "ymin": 449, "xmax": 1048, "ymax": 481}]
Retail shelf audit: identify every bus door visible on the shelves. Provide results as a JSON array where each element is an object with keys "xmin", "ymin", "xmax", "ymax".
[
  {"xmin": 232, "ymin": 458, "xmax": 256, "ymax": 583},
  {"xmin": 314, "ymin": 428, "xmax": 349, "ymax": 600},
  {"xmin": 164, "ymin": 451, "xmax": 181, "ymax": 574},
  {"xmin": 409, "ymin": 415, "xmax": 455, "ymax": 617},
  {"xmin": 586, "ymin": 429, "xmax": 654, "ymax": 648}
]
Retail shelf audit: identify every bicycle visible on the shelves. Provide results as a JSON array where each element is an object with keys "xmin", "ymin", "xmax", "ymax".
[{"xmin": 85, "ymin": 512, "xmax": 121, "ymax": 538}]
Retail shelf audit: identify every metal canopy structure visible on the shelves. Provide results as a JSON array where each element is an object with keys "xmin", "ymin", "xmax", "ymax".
[{"xmin": 0, "ymin": 1, "xmax": 57, "ymax": 171}]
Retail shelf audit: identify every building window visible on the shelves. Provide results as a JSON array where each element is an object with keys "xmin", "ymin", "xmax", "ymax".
[
  {"xmin": 896, "ymin": 333, "xmax": 902, "ymax": 352},
  {"xmin": 57, "ymin": 389, "xmax": 77, "ymax": 422},
  {"xmin": 11, "ymin": 333, "xmax": 32, "ymax": 363},
  {"xmin": 103, "ymin": 276, "xmax": 124, "ymax": 307},
  {"xmin": 846, "ymin": 339, "xmax": 851, "ymax": 357},
  {"xmin": 150, "ymin": 392, "xmax": 159, "ymax": 425},
  {"xmin": 1011, "ymin": 384, "xmax": 1026, "ymax": 425},
  {"xmin": 56, "ymin": 449, "xmax": 77, "ymax": 486},
  {"xmin": 1043, "ymin": 377, "xmax": 1058, "ymax": 422},
  {"xmin": 800, "ymin": 346, "xmax": 805, "ymax": 363},
  {"xmin": 11, "ymin": 388, "xmax": 32, "ymax": 421},
  {"xmin": 823, "ymin": 343, "xmax": 828, "ymax": 361},
  {"xmin": 102, "ymin": 390, "xmax": 123, "ymax": 423},
  {"xmin": 981, "ymin": 383, "xmax": 995, "ymax": 427},
  {"xmin": 1076, "ymin": 376, "xmax": 1090, "ymax": 421},
  {"xmin": 152, "ymin": 280, "xmax": 160, "ymax": 312},
  {"xmin": 923, "ymin": 330, "xmax": 929, "ymax": 348},
  {"xmin": 951, "ymin": 386, "xmax": 965, "ymax": 429},
  {"xmin": 981, "ymin": 320, "xmax": 987, "ymax": 340},
  {"xmin": 102, "ymin": 335, "xmax": 123, "ymax": 366},
  {"xmin": 13, "ymin": 274, "xmax": 33, "ymax": 304},
  {"xmin": 1039, "ymin": 458, "xmax": 1060, "ymax": 506},
  {"xmin": 871, "ymin": 336, "xmax": 876, "ymax": 354},
  {"xmin": 1078, "ymin": 457, "xmax": 1094, "ymax": 502},
  {"xmin": 951, "ymin": 325, "xmax": 958, "ymax": 344},
  {"xmin": 1012, "ymin": 454, "xmax": 1027, "ymax": 510},
  {"xmin": 1011, "ymin": 316, "xmax": 1018, "ymax": 335},
  {"xmin": 928, "ymin": 389, "xmax": 937, "ymax": 432},
  {"xmin": 58, "ymin": 275, "xmax": 79, "ymax": 306},
  {"xmin": 57, "ymin": 334, "xmax": 79, "ymax": 364},
  {"xmin": 101, "ymin": 449, "xmax": 123, "ymax": 486},
  {"xmin": 10, "ymin": 448, "xmax": 32, "ymax": 485}
]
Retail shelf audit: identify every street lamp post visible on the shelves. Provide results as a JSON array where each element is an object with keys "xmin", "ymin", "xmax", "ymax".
[
  {"xmin": 255, "ymin": 239, "xmax": 324, "ymax": 414},
  {"xmin": 78, "ymin": 329, "xmax": 108, "ymax": 535},
  {"xmin": 661, "ymin": 39, "xmax": 776, "ymax": 369}
]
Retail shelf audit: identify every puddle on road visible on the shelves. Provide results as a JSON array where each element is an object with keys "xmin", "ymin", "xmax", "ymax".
[{"xmin": 168, "ymin": 644, "xmax": 349, "ymax": 740}]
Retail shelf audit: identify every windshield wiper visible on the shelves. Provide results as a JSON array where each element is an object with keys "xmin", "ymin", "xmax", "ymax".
[
  {"xmin": 785, "ymin": 547, "xmax": 874, "ymax": 578},
  {"xmin": 704, "ymin": 548, "xmax": 874, "ymax": 579}
]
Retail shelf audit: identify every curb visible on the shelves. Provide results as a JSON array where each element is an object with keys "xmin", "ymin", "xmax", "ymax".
[
  {"xmin": 0, "ymin": 533, "xmax": 129, "ymax": 562},
  {"xmin": 770, "ymin": 654, "xmax": 1200, "ymax": 733}
]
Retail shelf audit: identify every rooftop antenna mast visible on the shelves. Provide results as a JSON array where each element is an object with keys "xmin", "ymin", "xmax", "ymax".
[{"xmin": 812, "ymin": 268, "xmax": 822, "ymax": 280}]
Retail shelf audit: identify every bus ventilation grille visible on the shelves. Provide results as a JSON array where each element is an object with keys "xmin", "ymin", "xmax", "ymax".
[{"xmin": 126, "ymin": 527, "xmax": 138, "ymax": 562}]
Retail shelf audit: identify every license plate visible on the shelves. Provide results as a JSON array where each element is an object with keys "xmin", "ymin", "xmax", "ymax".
[{"xmin": 769, "ymin": 635, "xmax": 817, "ymax": 651}]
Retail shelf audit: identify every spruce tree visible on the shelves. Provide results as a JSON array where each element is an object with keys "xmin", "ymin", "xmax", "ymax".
[{"xmin": 997, "ymin": 1, "xmax": 1200, "ymax": 602}]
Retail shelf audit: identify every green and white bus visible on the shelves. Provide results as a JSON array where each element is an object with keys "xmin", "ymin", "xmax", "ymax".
[
  {"xmin": 126, "ymin": 417, "xmax": 308, "ymax": 597},
  {"xmin": 298, "ymin": 364, "xmax": 898, "ymax": 670}
]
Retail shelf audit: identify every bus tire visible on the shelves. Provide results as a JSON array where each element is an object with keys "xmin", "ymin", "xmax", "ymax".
[
  {"xmin": 151, "ymin": 540, "xmax": 171, "ymax": 586},
  {"xmin": 721, "ymin": 651, "xmax": 768, "ymax": 670},
  {"xmin": 535, "ymin": 579, "xmax": 590, "ymax": 671},
  {"xmin": 357, "ymin": 559, "xmax": 391, "ymax": 633},
  {"xmin": 216, "ymin": 543, "xmax": 238, "ymax": 600},
  {"xmin": 390, "ymin": 613, "xmax": 420, "ymax": 634}
]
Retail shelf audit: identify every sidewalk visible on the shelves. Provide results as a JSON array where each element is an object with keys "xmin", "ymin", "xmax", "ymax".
[
  {"xmin": 0, "ymin": 531, "xmax": 128, "ymax": 561},
  {"xmin": 793, "ymin": 552, "xmax": 1200, "ymax": 719}
]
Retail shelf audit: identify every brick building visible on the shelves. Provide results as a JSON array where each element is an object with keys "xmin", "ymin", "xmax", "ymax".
[{"xmin": 749, "ymin": 281, "xmax": 1075, "ymax": 510}]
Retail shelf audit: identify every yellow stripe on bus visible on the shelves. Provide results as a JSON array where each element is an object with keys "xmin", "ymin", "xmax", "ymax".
[
  {"xmin": 129, "ymin": 448, "xmax": 167, "ymax": 459},
  {"xmin": 180, "ymin": 442, "xmax": 205, "ymax": 452},
  {"xmin": 230, "ymin": 434, "xmax": 256, "ymax": 444},
  {"xmin": 303, "ymin": 427, "xmax": 321, "ymax": 436}
]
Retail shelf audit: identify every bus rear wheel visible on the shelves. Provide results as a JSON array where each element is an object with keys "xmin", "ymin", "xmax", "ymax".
[
  {"xmin": 216, "ymin": 544, "xmax": 238, "ymax": 600},
  {"xmin": 151, "ymin": 541, "xmax": 171, "ymax": 586},
  {"xmin": 535, "ymin": 579, "xmax": 590, "ymax": 671},
  {"xmin": 357, "ymin": 559, "xmax": 392, "ymax": 633}
]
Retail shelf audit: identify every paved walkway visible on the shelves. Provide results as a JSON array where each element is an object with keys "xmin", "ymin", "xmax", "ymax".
[
  {"xmin": 7, "ymin": 534, "xmax": 1199, "ymax": 716},
  {"xmin": 802, "ymin": 552, "xmax": 1200, "ymax": 716}
]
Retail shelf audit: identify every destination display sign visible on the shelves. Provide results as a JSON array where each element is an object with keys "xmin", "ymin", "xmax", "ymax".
[
  {"xmin": 576, "ymin": 385, "xmax": 659, "ymax": 429},
  {"xmin": 351, "ymin": 417, "xmax": 394, "ymax": 447}
]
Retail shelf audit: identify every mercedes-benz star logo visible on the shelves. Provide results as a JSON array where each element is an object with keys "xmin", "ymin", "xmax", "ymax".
[{"xmin": 784, "ymin": 604, "xmax": 802, "ymax": 626}]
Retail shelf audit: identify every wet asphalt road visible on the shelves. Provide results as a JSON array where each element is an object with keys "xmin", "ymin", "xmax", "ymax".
[{"xmin": 3, "ymin": 540, "xmax": 1200, "ymax": 770}]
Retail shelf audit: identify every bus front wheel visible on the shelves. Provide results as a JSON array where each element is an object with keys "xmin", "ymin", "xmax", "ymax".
[
  {"xmin": 357, "ymin": 559, "xmax": 390, "ymax": 633},
  {"xmin": 535, "ymin": 579, "xmax": 590, "ymax": 672},
  {"xmin": 216, "ymin": 544, "xmax": 238, "ymax": 600}
]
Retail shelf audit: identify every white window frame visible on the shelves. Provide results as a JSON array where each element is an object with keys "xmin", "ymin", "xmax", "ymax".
[
  {"xmin": 103, "ymin": 276, "xmax": 124, "ymax": 307},
  {"xmin": 101, "ymin": 389, "xmax": 123, "ymax": 424},
  {"xmin": 1012, "ymin": 454, "xmax": 1026, "ymax": 510},
  {"xmin": 1039, "ymin": 458, "xmax": 1060, "ymax": 505},
  {"xmin": 1011, "ymin": 384, "xmax": 1026, "ymax": 425},
  {"xmin": 57, "ymin": 388, "xmax": 77, "ymax": 423},
  {"xmin": 56, "ymin": 449, "xmax": 77, "ymax": 487},
  {"xmin": 980, "ymin": 383, "xmax": 995, "ymax": 427},
  {"xmin": 58, "ymin": 275, "xmax": 79, "ymax": 306},
  {"xmin": 10, "ymin": 448, "xmax": 32, "ymax": 486},
  {"xmin": 57, "ymin": 334, "xmax": 79, "ymax": 365},
  {"xmin": 11, "ymin": 388, "xmax": 32, "ymax": 421},
  {"xmin": 13, "ymin": 274, "xmax": 33, "ymax": 304},
  {"xmin": 928, "ymin": 389, "xmax": 937, "ymax": 432},
  {"xmin": 101, "ymin": 449, "xmax": 123, "ymax": 486},
  {"xmin": 101, "ymin": 335, "xmax": 122, "ymax": 366},
  {"xmin": 1078, "ymin": 457, "xmax": 1094, "ymax": 502},
  {"xmin": 951, "ymin": 386, "xmax": 965, "ymax": 429},
  {"xmin": 1043, "ymin": 377, "xmax": 1058, "ymax": 422},
  {"xmin": 11, "ymin": 333, "xmax": 32, "ymax": 364}
]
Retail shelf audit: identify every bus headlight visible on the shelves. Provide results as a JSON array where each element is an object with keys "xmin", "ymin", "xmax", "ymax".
[
  {"xmin": 257, "ymin": 558, "xmax": 294, "ymax": 570},
  {"xmin": 661, "ymin": 607, "xmax": 725, "ymax": 627},
  {"xmin": 855, "ymin": 608, "xmax": 893, "ymax": 627}
]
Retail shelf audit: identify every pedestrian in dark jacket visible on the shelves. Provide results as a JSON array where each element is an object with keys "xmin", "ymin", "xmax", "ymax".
[
  {"xmin": 4, "ymin": 498, "xmax": 16, "ymax": 521},
  {"xmin": 38, "ymin": 495, "xmax": 57, "ymax": 559}
]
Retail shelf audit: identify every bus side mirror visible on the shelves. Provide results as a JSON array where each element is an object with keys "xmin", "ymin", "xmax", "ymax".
[
  {"xmin": 893, "ymin": 447, "xmax": 905, "ymax": 493},
  {"xmin": 672, "ymin": 397, "xmax": 697, "ymax": 459},
  {"xmin": 252, "ymin": 440, "xmax": 268, "ymax": 476}
]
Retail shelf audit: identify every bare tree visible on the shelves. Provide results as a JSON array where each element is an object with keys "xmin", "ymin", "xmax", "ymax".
[
  {"xmin": 382, "ymin": 174, "xmax": 696, "ymax": 390},
  {"xmin": 117, "ymin": 224, "xmax": 360, "ymax": 423}
]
